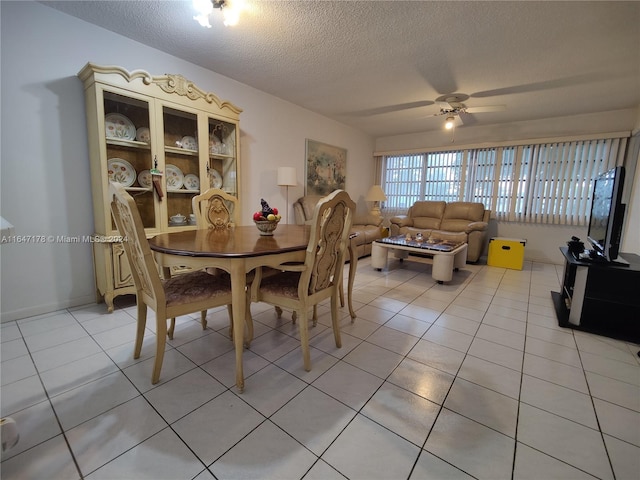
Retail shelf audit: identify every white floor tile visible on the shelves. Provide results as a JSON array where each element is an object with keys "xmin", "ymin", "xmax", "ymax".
[
  {"xmin": 0, "ymin": 400, "xmax": 62, "ymax": 462},
  {"xmin": 592, "ymin": 398, "xmax": 640, "ymax": 447},
  {"xmin": 422, "ymin": 324, "xmax": 474, "ymax": 353},
  {"xmin": 2, "ymin": 261, "xmax": 637, "ymax": 480},
  {"xmin": 0, "ymin": 374, "xmax": 47, "ymax": 416},
  {"xmin": 343, "ymin": 341, "xmax": 403, "ymax": 378},
  {"xmin": 424, "ymin": 408, "xmax": 515, "ymax": 480},
  {"xmin": 457, "ymin": 354, "xmax": 522, "ymax": 399},
  {"xmin": 143, "ymin": 368, "xmax": 226, "ymax": 424},
  {"xmin": 517, "ymin": 403, "xmax": 614, "ymax": 480},
  {"xmin": 210, "ymin": 420, "xmax": 317, "ymax": 479},
  {"xmin": 409, "ymin": 450, "xmax": 475, "ymax": 479},
  {"xmin": 322, "ymin": 414, "xmax": 420, "ymax": 479},
  {"xmin": 66, "ymin": 396, "xmax": 167, "ymax": 475},
  {"xmin": 236, "ymin": 363, "xmax": 307, "ymax": 416},
  {"xmin": 603, "ymin": 434, "xmax": 640, "ymax": 480},
  {"xmin": 361, "ymin": 381, "xmax": 440, "ymax": 446},
  {"xmin": 86, "ymin": 427, "xmax": 204, "ymax": 480},
  {"xmin": 366, "ymin": 325, "xmax": 420, "ymax": 355},
  {"xmin": 467, "ymin": 337, "xmax": 524, "ymax": 371},
  {"xmin": 520, "ymin": 374, "xmax": 598, "ymax": 429},
  {"xmin": 444, "ymin": 377, "xmax": 519, "ymax": 437},
  {"xmin": 383, "ymin": 314, "xmax": 432, "ymax": 337},
  {"xmin": 387, "ymin": 357, "xmax": 455, "ymax": 405},
  {"xmin": 585, "ymin": 371, "xmax": 640, "ymax": 412},
  {"xmin": 0, "ymin": 435, "xmax": 80, "ymax": 480},
  {"xmin": 407, "ymin": 338, "xmax": 466, "ymax": 375},
  {"xmin": 312, "ymin": 361, "xmax": 383, "ymax": 410},
  {"xmin": 172, "ymin": 390, "xmax": 264, "ymax": 465},
  {"xmin": 50, "ymin": 371, "xmax": 140, "ymax": 430},
  {"xmin": 523, "ymin": 353, "xmax": 589, "ymax": 394},
  {"xmin": 580, "ymin": 351, "xmax": 640, "ymax": 386},
  {"xmin": 271, "ymin": 385, "xmax": 356, "ymax": 455},
  {"xmin": 303, "ymin": 459, "xmax": 346, "ymax": 480},
  {"xmin": 513, "ymin": 442, "xmax": 598, "ymax": 480}
]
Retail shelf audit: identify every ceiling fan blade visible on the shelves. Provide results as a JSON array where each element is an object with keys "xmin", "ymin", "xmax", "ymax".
[
  {"xmin": 465, "ymin": 105, "xmax": 506, "ymax": 114},
  {"xmin": 347, "ymin": 100, "xmax": 434, "ymax": 117},
  {"xmin": 458, "ymin": 112, "xmax": 474, "ymax": 126}
]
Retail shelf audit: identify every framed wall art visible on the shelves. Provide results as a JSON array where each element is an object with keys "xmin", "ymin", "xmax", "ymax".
[{"xmin": 305, "ymin": 139, "xmax": 347, "ymax": 196}]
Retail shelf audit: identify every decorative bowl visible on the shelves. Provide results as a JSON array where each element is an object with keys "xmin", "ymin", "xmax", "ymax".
[{"xmin": 254, "ymin": 219, "xmax": 279, "ymax": 236}]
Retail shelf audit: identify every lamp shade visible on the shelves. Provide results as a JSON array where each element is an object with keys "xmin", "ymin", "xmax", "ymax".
[
  {"xmin": 365, "ymin": 185, "xmax": 387, "ymax": 202},
  {"xmin": 277, "ymin": 167, "xmax": 297, "ymax": 186}
]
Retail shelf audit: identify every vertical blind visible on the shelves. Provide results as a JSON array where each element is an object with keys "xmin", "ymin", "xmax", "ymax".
[{"xmin": 381, "ymin": 136, "xmax": 627, "ymax": 226}]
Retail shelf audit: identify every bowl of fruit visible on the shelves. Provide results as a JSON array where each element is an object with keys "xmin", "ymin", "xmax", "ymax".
[{"xmin": 253, "ymin": 198, "xmax": 282, "ymax": 235}]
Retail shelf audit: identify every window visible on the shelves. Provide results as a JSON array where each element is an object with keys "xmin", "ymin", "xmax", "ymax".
[{"xmin": 381, "ymin": 137, "xmax": 626, "ymax": 225}]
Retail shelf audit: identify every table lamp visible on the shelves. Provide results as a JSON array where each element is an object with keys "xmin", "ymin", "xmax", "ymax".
[
  {"xmin": 365, "ymin": 185, "xmax": 387, "ymax": 216},
  {"xmin": 277, "ymin": 167, "xmax": 297, "ymax": 223}
]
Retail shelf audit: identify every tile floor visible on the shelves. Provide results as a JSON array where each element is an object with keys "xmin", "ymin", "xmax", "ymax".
[{"xmin": 1, "ymin": 256, "xmax": 639, "ymax": 479}]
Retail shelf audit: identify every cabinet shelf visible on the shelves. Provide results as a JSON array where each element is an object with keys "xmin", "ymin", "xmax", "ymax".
[
  {"xmin": 107, "ymin": 138, "xmax": 150, "ymax": 150},
  {"xmin": 167, "ymin": 189, "xmax": 200, "ymax": 194},
  {"xmin": 126, "ymin": 187, "xmax": 153, "ymax": 193},
  {"xmin": 165, "ymin": 146, "xmax": 198, "ymax": 156}
]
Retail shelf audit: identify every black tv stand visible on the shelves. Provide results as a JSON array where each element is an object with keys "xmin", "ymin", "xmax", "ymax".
[
  {"xmin": 573, "ymin": 248, "xmax": 630, "ymax": 266},
  {"xmin": 552, "ymin": 247, "xmax": 640, "ymax": 343}
]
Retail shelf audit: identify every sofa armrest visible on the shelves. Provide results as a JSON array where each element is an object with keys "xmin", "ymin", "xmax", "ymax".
[
  {"xmin": 390, "ymin": 215, "xmax": 413, "ymax": 228},
  {"xmin": 465, "ymin": 221, "xmax": 488, "ymax": 233}
]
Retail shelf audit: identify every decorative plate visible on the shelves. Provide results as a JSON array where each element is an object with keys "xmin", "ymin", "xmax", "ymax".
[
  {"xmin": 180, "ymin": 136, "xmax": 198, "ymax": 151},
  {"xmin": 183, "ymin": 174, "xmax": 200, "ymax": 191},
  {"xmin": 105, "ymin": 113, "xmax": 136, "ymax": 140},
  {"xmin": 137, "ymin": 169, "xmax": 152, "ymax": 188},
  {"xmin": 165, "ymin": 164, "xmax": 184, "ymax": 191},
  {"xmin": 209, "ymin": 135, "xmax": 222, "ymax": 154},
  {"xmin": 107, "ymin": 158, "xmax": 136, "ymax": 187},
  {"xmin": 136, "ymin": 127, "xmax": 151, "ymax": 143},
  {"xmin": 209, "ymin": 169, "xmax": 222, "ymax": 189}
]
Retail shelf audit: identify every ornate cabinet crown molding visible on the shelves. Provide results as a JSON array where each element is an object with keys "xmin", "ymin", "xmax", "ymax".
[{"xmin": 78, "ymin": 62, "xmax": 242, "ymax": 115}]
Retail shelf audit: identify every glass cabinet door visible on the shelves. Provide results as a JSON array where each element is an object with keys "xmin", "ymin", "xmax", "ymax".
[
  {"xmin": 207, "ymin": 118, "xmax": 237, "ymax": 198},
  {"xmin": 104, "ymin": 92, "xmax": 156, "ymax": 230},
  {"xmin": 162, "ymin": 106, "xmax": 200, "ymax": 227}
]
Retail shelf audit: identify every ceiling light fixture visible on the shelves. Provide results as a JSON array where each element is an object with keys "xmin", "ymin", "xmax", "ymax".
[
  {"xmin": 444, "ymin": 115, "xmax": 455, "ymax": 130},
  {"xmin": 193, "ymin": 0, "xmax": 244, "ymax": 27}
]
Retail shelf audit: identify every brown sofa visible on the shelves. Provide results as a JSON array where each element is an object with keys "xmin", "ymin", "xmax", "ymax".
[
  {"xmin": 390, "ymin": 201, "xmax": 490, "ymax": 262},
  {"xmin": 293, "ymin": 195, "xmax": 383, "ymax": 258}
]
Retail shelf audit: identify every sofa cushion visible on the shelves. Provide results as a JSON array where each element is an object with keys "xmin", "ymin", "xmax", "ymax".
[
  {"xmin": 409, "ymin": 201, "xmax": 445, "ymax": 229},
  {"xmin": 442, "ymin": 202, "xmax": 485, "ymax": 222}
]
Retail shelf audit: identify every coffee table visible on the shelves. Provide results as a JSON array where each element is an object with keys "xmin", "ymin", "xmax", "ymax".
[{"xmin": 372, "ymin": 235, "xmax": 467, "ymax": 283}]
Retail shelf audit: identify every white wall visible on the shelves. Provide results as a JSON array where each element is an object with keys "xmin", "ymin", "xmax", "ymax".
[
  {"xmin": 0, "ymin": 2, "xmax": 375, "ymax": 321},
  {"xmin": 376, "ymin": 110, "xmax": 640, "ymax": 264}
]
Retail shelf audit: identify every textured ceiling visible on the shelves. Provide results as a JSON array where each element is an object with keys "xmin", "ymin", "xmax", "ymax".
[{"xmin": 43, "ymin": 1, "xmax": 640, "ymax": 137}]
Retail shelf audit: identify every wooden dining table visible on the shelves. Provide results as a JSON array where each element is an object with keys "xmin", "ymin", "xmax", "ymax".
[{"xmin": 148, "ymin": 224, "xmax": 357, "ymax": 392}]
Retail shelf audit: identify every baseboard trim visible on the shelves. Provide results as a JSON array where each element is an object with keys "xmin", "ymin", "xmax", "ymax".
[{"xmin": 1, "ymin": 294, "xmax": 97, "ymax": 323}]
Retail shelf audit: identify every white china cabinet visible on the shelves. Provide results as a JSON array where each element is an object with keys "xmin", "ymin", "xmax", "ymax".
[{"xmin": 78, "ymin": 63, "xmax": 242, "ymax": 311}]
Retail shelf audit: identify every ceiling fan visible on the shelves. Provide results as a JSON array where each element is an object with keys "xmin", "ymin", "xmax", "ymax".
[{"xmin": 427, "ymin": 94, "xmax": 506, "ymax": 128}]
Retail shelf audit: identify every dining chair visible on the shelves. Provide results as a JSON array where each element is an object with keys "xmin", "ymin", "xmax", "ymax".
[
  {"xmin": 192, "ymin": 187, "xmax": 283, "ymax": 344},
  {"xmin": 109, "ymin": 182, "xmax": 235, "ymax": 384},
  {"xmin": 192, "ymin": 188, "xmax": 238, "ymax": 230},
  {"xmin": 248, "ymin": 189, "xmax": 356, "ymax": 371}
]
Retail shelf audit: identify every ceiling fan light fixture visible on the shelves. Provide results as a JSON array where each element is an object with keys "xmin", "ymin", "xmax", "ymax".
[
  {"xmin": 193, "ymin": 0, "xmax": 244, "ymax": 27},
  {"xmin": 445, "ymin": 115, "xmax": 455, "ymax": 130}
]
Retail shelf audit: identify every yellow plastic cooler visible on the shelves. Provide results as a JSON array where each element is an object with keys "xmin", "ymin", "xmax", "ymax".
[{"xmin": 488, "ymin": 238, "xmax": 526, "ymax": 270}]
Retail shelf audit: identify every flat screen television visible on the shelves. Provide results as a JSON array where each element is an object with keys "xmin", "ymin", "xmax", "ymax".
[{"xmin": 587, "ymin": 166, "xmax": 626, "ymax": 263}]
